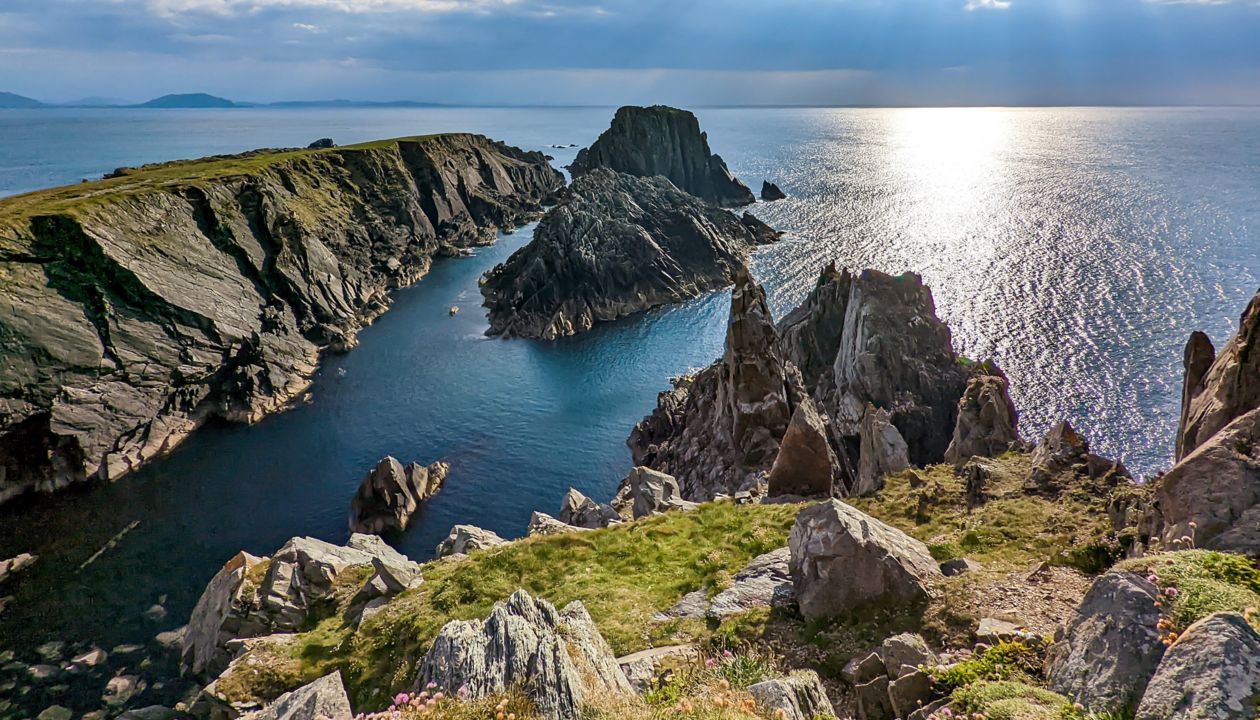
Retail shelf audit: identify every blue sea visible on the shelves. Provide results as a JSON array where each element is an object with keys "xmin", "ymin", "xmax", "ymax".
[{"xmin": 0, "ymin": 106, "xmax": 1258, "ymax": 712}]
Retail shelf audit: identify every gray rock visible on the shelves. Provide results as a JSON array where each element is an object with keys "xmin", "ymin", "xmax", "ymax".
[
  {"xmin": 558, "ymin": 487, "xmax": 621, "ymax": 529},
  {"xmin": 0, "ymin": 553, "xmax": 37, "ymax": 584},
  {"xmin": 944, "ymin": 368, "xmax": 1020, "ymax": 467},
  {"xmin": 653, "ymin": 590, "xmax": 711, "ymax": 621},
  {"xmin": 616, "ymin": 645, "xmax": 695, "ymax": 693},
  {"xmin": 482, "ymin": 167, "xmax": 775, "ymax": 339},
  {"xmin": 116, "ymin": 707, "xmax": 182, "ymax": 720},
  {"xmin": 842, "ymin": 651, "xmax": 887, "ymax": 685},
  {"xmin": 854, "ymin": 675, "xmax": 895, "ymax": 720},
  {"xmin": 747, "ymin": 671, "xmax": 835, "ymax": 720},
  {"xmin": 34, "ymin": 641, "xmax": 64, "ymax": 663},
  {"xmin": 767, "ymin": 398, "xmax": 841, "ymax": 498},
  {"xmin": 27, "ymin": 664, "xmax": 59, "ymax": 681},
  {"xmin": 1176, "ymin": 330, "xmax": 1217, "ymax": 460},
  {"xmin": 526, "ymin": 511, "xmax": 587, "ymax": 536},
  {"xmin": 888, "ymin": 667, "xmax": 934, "ymax": 719},
  {"xmin": 760, "ymin": 181, "xmax": 787, "ymax": 202},
  {"xmin": 940, "ymin": 558, "xmax": 981, "ymax": 577},
  {"xmin": 1027, "ymin": 420, "xmax": 1130, "ymax": 495},
  {"xmin": 36, "ymin": 706, "xmax": 72, "ymax": 720},
  {"xmin": 881, "ymin": 633, "xmax": 935, "ymax": 678},
  {"xmin": 568, "ymin": 105, "xmax": 756, "ymax": 207},
  {"xmin": 416, "ymin": 589, "xmax": 632, "ymax": 720},
  {"xmin": 790, "ymin": 500, "xmax": 941, "ymax": 621},
  {"xmin": 240, "ymin": 671, "xmax": 352, "ymax": 720},
  {"xmin": 1047, "ymin": 571, "xmax": 1164, "ymax": 715},
  {"xmin": 706, "ymin": 547, "xmax": 795, "ymax": 619},
  {"xmin": 348, "ymin": 456, "xmax": 448, "ymax": 534},
  {"xmin": 907, "ymin": 699, "xmax": 951, "ymax": 720},
  {"xmin": 976, "ymin": 618, "xmax": 1024, "ymax": 645},
  {"xmin": 856, "ymin": 404, "xmax": 911, "ymax": 496},
  {"xmin": 1135, "ymin": 612, "xmax": 1260, "ymax": 720},
  {"xmin": 71, "ymin": 647, "xmax": 108, "ymax": 668},
  {"xmin": 622, "ymin": 467, "xmax": 697, "ymax": 519},
  {"xmin": 104, "ymin": 674, "xmax": 145, "ymax": 706},
  {"xmin": 435, "ymin": 524, "xmax": 507, "ymax": 558},
  {"xmin": 1177, "ymin": 289, "xmax": 1260, "ymax": 460}
]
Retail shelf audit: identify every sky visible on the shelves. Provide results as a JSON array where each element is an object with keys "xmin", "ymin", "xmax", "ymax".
[{"xmin": 1, "ymin": 0, "xmax": 1259, "ymax": 106}]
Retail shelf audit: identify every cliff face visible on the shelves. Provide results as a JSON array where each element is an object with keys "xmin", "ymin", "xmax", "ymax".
[
  {"xmin": 0, "ymin": 134, "xmax": 563, "ymax": 504},
  {"xmin": 1176, "ymin": 290, "xmax": 1260, "ymax": 461},
  {"xmin": 480, "ymin": 168, "xmax": 775, "ymax": 339},
  {"xmin": 568, "ymin": 106, "xmax": 756, "ymax": 207}
]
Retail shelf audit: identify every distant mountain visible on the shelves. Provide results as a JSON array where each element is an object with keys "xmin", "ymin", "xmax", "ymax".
[
  {"xmin": 137, "ymin": 93, "xmax": 237, "ymax": 108},
  {"xmin": 0, "ymin": 92, "xmax": 46, "ymax": 108}
]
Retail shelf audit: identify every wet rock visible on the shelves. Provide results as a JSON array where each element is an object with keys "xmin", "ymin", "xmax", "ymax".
[
  {"xmin": 1177, "ymin": 289, "xmax": 1260, "ymax": 460},
  {"xmin": 620, "ymin": 467, "xmax": 697, "ymax": 519},
  {"xmin": 0, "ymin": 553, "xmax": 37, "ymax": 584},
  {"xmin": 943, "ymin": 368, "xmax": 1020, "ymax": 467},
  {"xmin": 558, "ymin": 487, "xmax": 621, "ymax": 529},
  {"xmin": 747, "ymin": 671, "xmax": 834, "ymax": 720},
  {"xmin": 706, "ymin": 547, "xmax": 795, "ymax": 618},
  {"xmin": 416, "ymin": 589, "xmax": 633, "ymax": 720},
  {"xmin": 483, "ymin": 168, "xmax": 776, "ymax": 339},
  {"xmin": 789, "ymin": 500, "xmax": 941, "ymax": 621},
  {"xmin": 856, "ymin": 404, "xmax": 911, "ymax": 496},
  {"xmin": 349, "ymin": 456, "xmax": 448, "ymax": 534},
  {"xmin": 240, "ymin": 671, "xmax": 352, "ymax": 720},
  {"xmin": 1135, "ymin": 612, "xmax": 1260, "ymax": 720},
  {"xmin": 27, "ymin": 664, "xmax": 59, "ymax": 681},
  {"xmin": 760, "ymin": 181, "xmax": 787, "ymax": 202},
  {"xmin": 435, "ymin": 524, "xmax": 507, "ymax": 558},
  {"xmin": 144, "ymin": 602, "xmax": 168, "ymax": 622},
  {"xmin": 1047, "ymin": 571, "xmax": 1164, "ymax": 715},
  {"xmin": 70, "ymin": 647, "xmax": 107, "ymax": 669},
  {"xmin": 767, "ymin": 398, "xmax": 841, "ymax": 498},
  {"xmin": 156, "ymin": 626, "xmax": 186, "ymax": 650},
  {"xmin": 568, "ymin": 105, "xmax": 755, "ymax": 207}
]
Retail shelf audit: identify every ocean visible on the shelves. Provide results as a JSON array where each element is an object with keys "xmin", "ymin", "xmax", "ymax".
[{"xmin": 0, "ymin": 105, "xmax": 1257, "ymax": 715}]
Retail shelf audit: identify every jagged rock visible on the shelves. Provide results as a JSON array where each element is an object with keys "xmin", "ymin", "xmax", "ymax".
[
  {"xmin": 855, "ymin": 676, "xmax": 895, "ymax": 720},
  {"xmin": 1047, "ymin": 572, "xmax": 1164, "ymax": 715},
  {"xmin": 558, "ymin": 487, "xmax": 621, "ymax": 529},
  {"xmin": 944, "ymin": 368, "xmax": 1020, "ymax": 467},
  {"xmin": 888, "ymin": 667, "xmax": 934, "ymax": 719},
  {"xmin": 181, "ymin": 551, "xmax": 268, "ymax": 677},
  {"xmin": 568, "ymin": 105, "xmax": 755, "ymax": 207},
  {"xmin": 1151, "ymin": 407, "xmax": 1260, "ymax": 554},
  {"xmin": 620, "ymin": 467, "xmax": 697, "ymax": 519},
  {"xmin": 527, "ymin": 511, "xmax": 587, "ymax": 536},
  {"xmin": 348, "ymin": 456, "xmax": 448, "ymax": 534},
  {"xmin": 70, "ymin": 647, "xmax": 107, "ymax": 668},
  {"xmin": 706, "ymin": 547, "xmax": 795, "ymax": 618},
  {"xmin": 881, "ymin": 633, "xmax": 935, "ymax": 678},
  {"xmin": 240, "ymin": 671, "xmax": 352, "ymax": 720},
  {"xmin": 789, "ymin": 500, "xmax": 941, "ymax": 621},
  {"xmin": 747, "ymin": 671, "xmax": 834, "ymax": 720},
  {"xmin": 1135, "ymin": 612, "xmax": 1260, "ymax": 720},
  {"xmin": 723, "ymin": 269, "xmax": 795, "ymax": 469},
  {"xmin": 1027, "ymin": 420, "xmax": 1130, "ymax": 495},
  {"xmin": 0, "ymin": 134, "xmax": 562, "ymax": 505},
  {"xmin": 435, "ymin": 525, "xmax": 507, "ymax": 557},
  {"xmin": 963, "ymin": 460, "xmax": 991, "ymax": 507},
  {"xmin": 357, "ymin": 555, "xmax": 424, "ymax": 601},
  {"xmin": 0, "ymin": 553, "xmax": 36, "ymax": 584},
  {"xmin": 843, "ymin": 652, "xmax": 887, "ymax": 685},
  {"xmin": 856, "ymin": 404, "xmax": 911, "ymax": 496},
  {"xmin": 617, "ymin": 645, "xmax": 695, "ymax": 693},
  {"xmin": 416, "ymin": 590, "xmax": 633, "ymax": 720},
  {"xmin": 482, "ymin": 168, "xmax": 776, "ymax": 339},
  {"xmin": 306, "ymin": 138, "xmax": 336, "ymax": 149},
  {"xmin": 767, "ymin": 398, "xmax": 840, "ymax": 498},
  {"xmin": 760, "ymin": 181, "xmax": 787, "ymax": 201},
  {"xmin": 1177, "ymin": 289, "xmax": 1260, "ymax": 460}
]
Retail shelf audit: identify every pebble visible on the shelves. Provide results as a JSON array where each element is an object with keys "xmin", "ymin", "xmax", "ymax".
[
  {"xmin": 72, "ymin": 647, "xmax": 108, "ymax": 668},
  {"xmin": 34, "ymin": 641, "xmax": 65, "ymax": 663},
  {"xmin": 27, "ymin": 664, "xmax": 60, "ymax": 680},
  {"xmin": 104, "ymin": 673, "xmax": 145, "ymax": 706},
  {"xmin": 112, "ymin": 644, "xmax": 145, "ymax": 656},
  {"xmin": 35, "ymin": 705, "xmax": 72, "ymax": 720}
]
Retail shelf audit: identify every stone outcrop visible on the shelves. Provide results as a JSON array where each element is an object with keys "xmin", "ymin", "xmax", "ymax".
[
  {"xmin": 527, "ymin": 511, "xmax": 585, "ymax": 537},
  {"xmin": 1149, "ymin": 407, "xmax": 1260, "ymax": 554},
  {"xmin": 0, "ymin": 134, "xmax": 562, "ymax": 504},
  {"xmin": 1177, "ymin": 289, "xmax": 1260, "ymax": 461},
  {"xmin": 767, "ymin": 398, "xmax": 841, "ymax": 498},
  {"xmin": 789, "ymin": 500, "xmax": 941, "ymax": 621},
  {"xmin": 705, "ymin": 547, "xmax": 795, "ymax": 619},
  {"xmin": 348, "ymin": 456, "xmax": 448, "ymax": 534},
  {"xmin": 1134, "ymin": 612, "xmax": 1260, "ymax": 720},
  {"xmin": 558, "ymin": 487, "xmax": 621, "ymax": 529},
  {"xmin": 619, "ymin": 467, "xmax": 697, "ymax": 519},
  {"xmin": 415, "ymin": 589, "xmax": 633, "ymax": 720},
  {"xmin": 943, "ymin": 367, "xmax": 1021, "ymax": 467},
  {"xmin": 1026, "ymin": 420, "xmax": 1130, "ymax": 495},
  {"xmin": 747, "ymin": 671, "xmax": 834, "ymax": 720},
  {"xmin": 1047, "ymin": 572, "xmax": 1165, "ymax": 715},
  {"xmin": 856, "ymin": 404, "xmax": 911, "ymax": 496},
  {"xmin": 567, "ymin": 105, "xmax": 755, "ymax": 207},
  {"xmin": 435, "ymin": 524, "xmax": 507, "ymax": 558},
  {"xmin": 240, "ymin": 671, "xmax": 352, "ymax": 720},
  {"xmin": 760, "ymin": 181, "xmax": 787, "ymax": 202},
  {"xmin": 481, "ymin": 168, "xmax": 776, "ymax": 339}
]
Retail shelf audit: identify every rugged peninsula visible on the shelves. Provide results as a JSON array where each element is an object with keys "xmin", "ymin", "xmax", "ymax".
[{"xmin": 0, "ymin": 134, "xmax": 562, "ymax": 504}]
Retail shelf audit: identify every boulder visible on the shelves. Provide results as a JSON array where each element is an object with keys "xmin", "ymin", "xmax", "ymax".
[
  {"xmin": 306, "ymin": 138, "xmax": 336, "ymax": 149},
  {"xmin": 760, "ymin": 181, "xmax": 787, "ymax": 202},
  {"xmin": 527, "ymin": 511, "xmax": 586, "ymax": 536},
  {"xmin": 854, "ymin": 676, "xmax": 895, "ymax": 720},
  {"xmin": 1135, "ymin": 612, "xmax": 1260, "ymax": 720},
  {"xmin": 767, "ymin": 398, "xmax": 841, "ymax": 498},
  {"xmin": 1047, "ymin": 572, "xmax": 1164, "ymax": 715},
  {"xmin": 0, "ymin": 552, "xmax": 37, "ymax": 584},
  {"xmin": 481, "ymin": 167, "xmax": 776, "ymax": 339},
  {"xmin": 706, "ymin": 547, "xmax": 795, "ymax": 618},
  {"xmin": 747, "ymin": 671, "xmax": 835, "ymax": 720},
  {"xmin": 348, "ymin": 456, "xmax": 448, "ymax": 534},
  {"xmin": 240, "ymin": 671, "xmax": 352, "ymax": 720},
  {"xmin": 789, "ymin": 500, "xmax": 941, "ymax": 621},
  {"xmin": 843, "ymin": 651, "xmax": 887, "ymax": 685},
  {"xmin": 36, "ymin": 707, "xmax": 72, "ymax": 720},
  {"xmin": 976, "ymin": 618, "xmax": 1024, "ymax": 645},
  {"xmin": 1151, "ymin": 407, "xmax": 1260, "ymax": 554},
  {"xmin": 558, "ymin": 487, "xmax": 621, "ymax": 529},
  {"xmin": 880, "ymin": 633, "xmax": 935, "ymax": 678},
  {"xmin": 1177, "ymin": 289, "xmax": 1260, "ymax": 460},
  {"xmin": 621, "ymin": 467, "xmax": 697, "ymax": 519},
  {"xmin": 567, "ymin": 105, "xmax": 755, "ymax": 206},
  {"xmin": 416, "ymin": 589, "xmax": 632, "ymax": 720},
  {"xmin": 888, "ymin": 668, "xmax": 934, "ymax": 719},
  {"xmin": 435, "ymin": 525, "xmax": 507, "ymax": 557},
  {"xmin": 1027, "ymin": 420, "xmax": 1129, "ymax": 494},
  {"xmin": 181, "ymin": 550, "xmax": 269, "ymax": 677},
  {"xmin": 943, "ymin": 368, "xmax": 1020, "ymax": 467},
  {"xmin": 940, "ymin": 558, "xmax": 981, "ymax": 577},
  {"xmin": 856, "ymin": 405, "xmax": 911, "ymax": 496},
  {"xmin": 616, "ymin": 645, "xmax": 696, "ymax": 693}
]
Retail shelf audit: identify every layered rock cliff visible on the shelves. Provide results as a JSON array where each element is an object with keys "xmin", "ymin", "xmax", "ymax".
[
  {"xmin": 568, "ymin": 105, "xmax": 756, "ymax": 207},
  {"xmin": 480, "ymin": 168, "xmax": 776, "ymax": 339},
  {"xmin": 1176, "ymin": 289, "xmax": 1260, "ymax": 460},
  {"xmin": 0, "ymin": 134, "xmax": 563, "ymax": 504}
]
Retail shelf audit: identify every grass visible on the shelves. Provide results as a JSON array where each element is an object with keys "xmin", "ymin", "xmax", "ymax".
[
  {"xmin": 1115, "ymin": 549, "xmax": 1260, "ymax": 632},
  {"xmin": 930, "ymin": 640, "xmax": 1047, "ymax": 694},
  {"xmin": 950, "ymin": 681, "xmax": 1078, "ymax": 720}
]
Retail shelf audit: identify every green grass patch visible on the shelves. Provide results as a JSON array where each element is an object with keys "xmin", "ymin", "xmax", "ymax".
[
  {"xmin": 950, "ymin": 681, "xmax": 1077, "ymax": 720},
  {"xmin": 1116, "ymin": 549, "xmax": 1260, "ymax": 630},
  {"xmin": 931, "ymin": 640, "xmax": 1045, "ymax": 694}
]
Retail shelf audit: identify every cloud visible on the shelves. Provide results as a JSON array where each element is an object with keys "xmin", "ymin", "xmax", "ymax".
[
  {"xmin": 965, "ymin": 0, "xmax": 1011, "ymax": 9},
  {"xmin": 143, "ymin": 0, "xmax": 532, "ymax": 17},
  {"xmin": 292, "ymin": 22, "xmax": 322, "ymax": 31}
]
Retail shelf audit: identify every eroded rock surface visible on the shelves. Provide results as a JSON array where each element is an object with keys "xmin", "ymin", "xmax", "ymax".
[
  {"xmin": 435, "ymin": 525, "xmax": 507, "ymax": 558},
  {"xmin": 348, "ymin": 456, "xmax": 448, "ymax": 534},
  {"xmin": 558, "ymin": 487, "xmax": 621, "ymax": 529},
  {"xmin": 747, "ymin": 671, "xmax": 834, "ymax": 720},
  {"xmin": 856, "ymin": 404, "xmax": 911, "ymax": 497},
  {"xmin": 240, "ymin": 671, "xmax": 352, "ymax": 720},
  {"xmin": 1177, "ymin": 289, "xmax": 1260, "ymax": 460},
  {"xmin": 1135, "ymin": 612, "xmax": 1260, "ymax": 720},
  {"xmin": 619, "ymin": 467, "xmax": 697, "ymax": 519},
  {"xmin": 1026, "ymin": 420, "xmax": 1129, "ymax": 495},
  {"xmin": 767, "ymin": 398, "xmax": 841, "ymax": 498},
  {"xmin": 944, "ymin": 367, "xmax": 1020, "ymax": 467}
]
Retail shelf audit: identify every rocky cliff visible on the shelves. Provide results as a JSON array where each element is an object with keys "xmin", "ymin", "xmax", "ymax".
[
  {"xmin": 480, "ymin": 168, "xmax": 776, "ymax": 339},
  {"xmin": 0, "ymin": 134, "xmax": 562, "ymax": 504},
  {"xmin": 568, "ymin": 105, "xmax": 756, "ymax": 207},
  {"xmin": 1176, "ymin": 289, "xmax": 1260, "ymax": 460}
]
